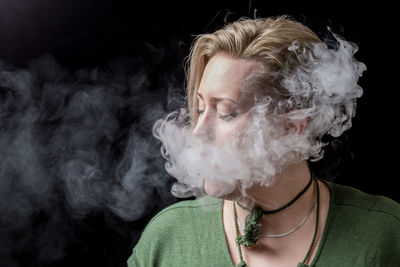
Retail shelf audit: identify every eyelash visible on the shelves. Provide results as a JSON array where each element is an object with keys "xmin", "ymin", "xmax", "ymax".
[{"xmin": 196, "ymin": 109, "xmax": 238, "ymax": 121}]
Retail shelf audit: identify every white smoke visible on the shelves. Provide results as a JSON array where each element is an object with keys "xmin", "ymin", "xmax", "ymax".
[
  {"xmin": 0, "ymin": 51, "xmax": 182, "ymax": 265},
  {"xmin": 283, "ymin": 33, "xmax": 366, "ymax": 139},
  {"xmin": 153, "ymin": 33, "xmax": 366, "ymax": 199}
]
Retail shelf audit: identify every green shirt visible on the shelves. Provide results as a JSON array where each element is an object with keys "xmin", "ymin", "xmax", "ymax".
[{"xmin": 128, "ymin": 181, "xmax": 400, "ymax": 266}]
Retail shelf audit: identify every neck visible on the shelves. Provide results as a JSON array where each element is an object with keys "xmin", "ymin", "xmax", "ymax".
[
  {"xmin": 245, "ymin": 161, "xmax": 311, "ymax": 210},
  {"xmin": 236, "ymin": 160, "xmax": 314, "ymax": 229}
]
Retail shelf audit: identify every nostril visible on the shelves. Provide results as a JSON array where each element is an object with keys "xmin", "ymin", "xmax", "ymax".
[
  {"xmin": 192, "ymin": 122, "xmax": 207, "ymax": 137},
  {"xmin": 192, "ymin": 113, "xmax": 215, "ymax": 141},
  {"xmin": 193, "ymin": 123, "xmax": 213, "ymax": 140}
]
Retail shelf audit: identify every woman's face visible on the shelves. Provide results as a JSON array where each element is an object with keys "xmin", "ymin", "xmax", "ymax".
[
  {"xmin": 193, "ymin": 53, "xmax": 260, "ymax": 145},
  {"xmin": 194, "ymin": 53, "xmax": 261, "ymax": 197}
]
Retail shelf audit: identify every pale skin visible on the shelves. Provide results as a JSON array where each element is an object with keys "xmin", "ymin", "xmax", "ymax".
[{"xmin": 193, "ymin": 53, "xmax": 330, "ymax": 266}]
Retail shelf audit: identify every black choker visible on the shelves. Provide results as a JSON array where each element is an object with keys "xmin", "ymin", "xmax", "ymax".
[
  {"xmin": 233, "ymin": 173, "xmax": 320, "ymax": 265},
  {"xmin": 236, "ymin": 172, "xmax": 313, "ymax": 215}
]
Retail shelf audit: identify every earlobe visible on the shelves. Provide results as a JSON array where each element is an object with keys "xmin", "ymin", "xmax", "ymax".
[
  {"xmin": 284, "ymin": 110, "xmax": 308, "ymax": 134},
  {"xmin": 292, "ymin": 117, "xmax": 307, "ymax": 134}
]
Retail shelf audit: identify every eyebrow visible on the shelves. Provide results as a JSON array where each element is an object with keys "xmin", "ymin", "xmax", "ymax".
[{"xmin": 197, "ymin": 92, "xmax": 237, "ymax": 104}]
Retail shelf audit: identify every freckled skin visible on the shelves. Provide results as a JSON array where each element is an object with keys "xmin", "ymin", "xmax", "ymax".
[
  {"xmin": 193, "ymin": 54, "xmax": 261, "ymax": 143},
  {"xmin": 193, "ymin": 53, "xmax": 261, "ymax": 197}
]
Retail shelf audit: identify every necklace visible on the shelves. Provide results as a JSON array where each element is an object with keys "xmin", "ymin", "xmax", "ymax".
[
  {"xmin": 234, "ymin": 172, "xmax": 314, "ymax": 248},
  {"xmin": 236, "ymin": 172, "xmax": 313, "ymax": 214},
  {"xmin": 236, "ymin": 197, "xmax": 316, "ymax": 238},
  {"xmin": 232, "ymin": 174, "xmax": 320, "ymax": 266}
]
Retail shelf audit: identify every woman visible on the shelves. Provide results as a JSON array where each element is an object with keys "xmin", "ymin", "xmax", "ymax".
[{"xmin": 128, "ymin": 16, "xmax": 400, "ymax": 266}]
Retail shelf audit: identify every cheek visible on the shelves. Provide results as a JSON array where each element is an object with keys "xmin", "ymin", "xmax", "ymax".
[{"xmin": 215, "ymin": 116, "xmax": 251, "ymax": 144}]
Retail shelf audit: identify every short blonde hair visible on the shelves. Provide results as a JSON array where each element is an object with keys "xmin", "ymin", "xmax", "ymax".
[{"xmin": 185, "ymin": 16, "xmax": 322, "ymax": 120}]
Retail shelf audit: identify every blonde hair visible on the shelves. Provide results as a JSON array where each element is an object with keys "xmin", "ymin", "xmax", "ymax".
[{"xmin": 185, "ymin": 16, "xmax": 322, "ymax": 120}]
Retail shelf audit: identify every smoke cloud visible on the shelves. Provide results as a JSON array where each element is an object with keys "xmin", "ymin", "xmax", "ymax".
[
  {"xmin": 0, "ymin": 47, "xmax": 181, "ymax": 265},
  {"xmin": 153, "ymin": 33, "xmax": 366, "ymax": 199}
]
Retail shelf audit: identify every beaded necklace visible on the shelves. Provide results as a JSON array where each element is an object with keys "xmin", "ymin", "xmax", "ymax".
[
  {"xmin": 237, "ymin": 197, "xmax": 316, "ymax": 238},
  {"xmin": 232, "ymin": 174, "xmax": 320, "ymax": 267}
]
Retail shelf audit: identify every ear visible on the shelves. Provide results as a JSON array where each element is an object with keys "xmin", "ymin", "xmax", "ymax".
[{"xmin": 284, "ymin": 110, "xmax": 308, "ymax": 134}]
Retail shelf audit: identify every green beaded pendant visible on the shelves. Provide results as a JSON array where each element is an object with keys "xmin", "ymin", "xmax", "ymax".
[{"xmin": 236, "ymin": 206, "xmax": 263, "ymax": 248}]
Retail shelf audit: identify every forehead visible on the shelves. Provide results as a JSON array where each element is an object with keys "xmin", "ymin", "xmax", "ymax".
[{"xmin": 197, "ymin": 53, "xmax": 261, "ymax": 99}]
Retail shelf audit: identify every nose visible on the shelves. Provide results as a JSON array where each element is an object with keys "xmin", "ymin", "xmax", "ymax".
[{"xmin": 192, "ymin": 111, "xmax": 214, "ymax": 141}]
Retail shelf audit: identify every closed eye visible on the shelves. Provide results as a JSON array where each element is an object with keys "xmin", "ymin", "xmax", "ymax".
[
  {"xmin": 196, "ymin": 108, "xmax": 238, "ymax": 121},
  {"xmin": 218, "ymin": 111, "xmax": 238, "ymax": 121}
]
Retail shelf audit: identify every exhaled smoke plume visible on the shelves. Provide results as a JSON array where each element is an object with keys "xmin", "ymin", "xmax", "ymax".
[
  {"xmin": 153, "ymin": 32, "xmax": 366, "ymax": 199},
  {"xmin": 0, "ymin": 49, "xmax": 181, "ymax": 265}
]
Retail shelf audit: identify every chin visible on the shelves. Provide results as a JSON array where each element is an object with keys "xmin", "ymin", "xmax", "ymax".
[{"xmin": 204, "ymin": 180, "xmax": 240, "ymax": 200}]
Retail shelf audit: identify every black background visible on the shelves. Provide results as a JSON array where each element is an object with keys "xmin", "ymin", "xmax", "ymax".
[{"xmin": 0, "ymin": 0, "xmax": 398, "ymax": 266}]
